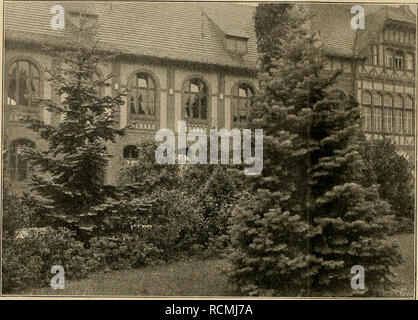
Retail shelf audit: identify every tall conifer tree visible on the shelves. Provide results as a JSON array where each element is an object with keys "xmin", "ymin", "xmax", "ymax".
[
  {"xmin": 229, "ymin": 5, "xmax": 401, "ymax": 296},
  {"xmin": 20, "ymin": 13, "xmax": 126, "ymax": 239}
]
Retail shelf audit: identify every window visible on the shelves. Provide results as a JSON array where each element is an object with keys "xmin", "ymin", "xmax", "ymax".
[
  {"xmin": 405, "ymin": 96, "xmax": 413, "ymax": 109},
  {"xmin": 362, "ymin": 92, "xmax": 371, "ymax": 105},
  {"xmin": 7, "ymin": 60, "xmax": 40, "ymax": 107},
  {"xmin": 394, "ymin": 52, "xmax": 404, "ymax": 70},
  {"xmin": 225, "ymin": 36, "xmax": 248, "ymax": 53},
  {"xmin": 409, "ymin": 33, "xmax": 416, "ymax": 44},
  {"xmin": 232, "ymin": 83, "xmax": 254, "ymax": 124},
  {"xmin": 363, "ymin": 107, "xmax": 372, "ymax": 131},
  {"xmin": 123, "ymin": 145, "xmax": 139, "ymax": 159},
  {"xmin": 404, "ymin": 111, "xmax": 413, "ymax": 134},
  {"xmin": 406, "ymin": 54, "xmax": 414, "ymax": 70},
  {"xmin": 394, "ymin": 110, "xmax": 403, "ymax": 133},
  {"xmin": 384, "ymin": 95, "xmax": 393, "ymax": 107},
  {"xmin": 184, "ymin": 78, "xmax": 208, "ymax": 121},
  {"xmin": 373, "ymin": 108, "xmax": 382, "ymax": 131},
  {"xmin": 128, "ymin": 73, "xmax": 156, "ymax": 119},
  {"xmin": 400, "ymin": 31, "xmax": 405, "ymax": 42},
  {"xmin": 67, "ymin": 11, "xmax": 98, "ymax": 38},
  {"xmin": 372, "ymin": 45, "xmax": 378, "ymax": 66},
  {"xmin": 394, "ymin": 95, "xmax": 403, "ymax": 108},
  {"xmin": 9, "ymin": 139, "xmax": 34, "ymax": 181},
  {"xmin": 383, "ymin": 109, "xmax": 392, "ymax": 132},
  {"xmin": 385, "ymin": 49, "xmax": 393, "ymax": 68},
  {"xmin": 394, "ymin": 31, "xmax": 399, "ymax": 42},
  {"xmin": 373, "ymin": 94, "xmax": 382, "ymax": 106}
]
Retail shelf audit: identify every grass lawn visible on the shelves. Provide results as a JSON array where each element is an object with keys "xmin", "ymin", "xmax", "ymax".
[
  {"xmin": 20, "ymin": 258, "xmax": 237, "ymax": 297},
  {"xmin": 387, "ymin": 233, "xmax": 415, "ymax": 297},
  {"xmin": 18, "ymin": 233, "xmax": 414, "ymax": 297}
]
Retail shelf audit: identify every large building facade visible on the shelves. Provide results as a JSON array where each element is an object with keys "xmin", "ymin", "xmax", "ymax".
[{"xmin": 3, "ymin": 2, "xmax": 416, "ymax": 186}]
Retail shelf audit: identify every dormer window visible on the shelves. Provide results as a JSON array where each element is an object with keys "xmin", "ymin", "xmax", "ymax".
[
  {"xmin": 225, "ymin": 36, "xmax": 248, "ymax": 53},
  {"xmin": 67, "ymin": 10, "xmax": 98, "ymax": 37}
]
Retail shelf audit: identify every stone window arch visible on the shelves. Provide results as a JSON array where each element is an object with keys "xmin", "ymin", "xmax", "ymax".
[
  {"xmin": 182, "ymin": 76, "xmax": 211, "ymax": 124},
  {"xmin": 126, "ymin": 69, "xmax": 160, "ymax": 123},
  {"xmin": 6, "ymin": 57, "xmax": 43, "ymax": 108},
  {"xmin": 231, "ymin": 81, "xmax": 255, "ymax": 126}
]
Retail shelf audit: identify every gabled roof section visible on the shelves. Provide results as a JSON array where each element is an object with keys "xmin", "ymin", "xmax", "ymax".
[
  {"xmin": 308, "ymin": 4, "xmax": 416, "ymax": 58},
  {"xmin": 4, "ymin": 1, "xmax": 258, "ymax": 70},
  {"xmin": 204, "ymin": 8, "xmax": 250, "ymax": 39},
  {"xmin": 355, "ymin": 5, "xmax": 416, "ymax": 57}
]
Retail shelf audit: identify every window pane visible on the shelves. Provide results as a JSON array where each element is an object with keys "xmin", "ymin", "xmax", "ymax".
[
  {"xmin": 236, "ymin": 40, "xmax": 246, "ymax": 52},
  {"xmin": 362, "ymin": 92, "xmax": 371, "ymax": 105},
  {"xmin": 385, "ymin": 50, "xmax": 393, "ymax": 68},
  {"xmin": 137, "ymin": 77, "xmax": 147, "ymax": 88},
  {"xmin": 405, "ymin": 97, "xmax": 413, "ymax": 108},
  {"xmin": 384, "ymin": 95, "xmax": 393, "ymax": 107},
  {"xmin": 394, "ymin": 96, "xmax": 402, "ymax": 108},
  {"xmin": 373, "ymin": 94, "xmax": 382, "ymax": 106},
  {"xmin": 190, "ymin": 83, "xmax": 199, "ymax": 93},
  {"xmin": 364, "ymin": 107, "xmax": 372, "ymax": 130},
  {"xmin": 383, "ymin": 109, "xmax": 392, "ymax": 132},
  {"xmin": 406, "ymin": 54, "xmax": 414, "ymax": 70}
]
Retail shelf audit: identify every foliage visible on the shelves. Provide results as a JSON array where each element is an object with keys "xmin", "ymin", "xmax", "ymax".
[
  {"xmin": 360, "ymin": 138, "xmax": 414, "ymax": 232},
  {"xmin": 228, "ymin": 5, "xmax": 401, "ymax": 296},
  {"xmin": 87, "ymin": 235, "xmax": 161, "ymax": 271},
  {"xmin": 19, "ymin": 14, "xmax": 126, "ymax": 241},
  {"xmin": 2, "ymin": 228, "xmax": 92, "ymax": 293},
  {"xmin": 117, "ymin": 141, "xmax": 241, "ymax": 258}
]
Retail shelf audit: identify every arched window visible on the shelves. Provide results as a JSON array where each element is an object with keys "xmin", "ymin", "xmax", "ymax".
[
  {"xmin": 123, "ymin": 145, "xmax": 139, "ymax": 159},
  {"xmin": 232, "ymin": 83, "xmax": 254, "ymax": 125},
  {"xmin": 362, "ymin": 91, "xmax": 371, "ymax": 105},
  {"xmin": 9, "ymin": 139, "xmax": 35, "ymax": 181},
  {"xmin": 7, "ymin": 60, "xmax": 40, "ymax": 107},
  {"xmin": 183, "ymin": 78, "xmax": 208, "ymax": 121},
  {"xmin": 384, "ymin": 95, "xmax": 393, "ymax": 107},
  {"xmin": 406, "ymin": 54, "xmax": 414, "ymax": 71},
  {"xmin": 405, "ymin": 96, "xmax": 413, "ymax": 109},
  {"xmin": 128, "ymin": 73, "xmax": 156, "ymax": 119},
  {"xmin": 385, "ymin": 49, "xmax": 393, "ymax": 68},
  {"xmin": 373, "ymin": 93, "xmax": 382, "ymax": 106},
  {"xmin": 394, "ymin": 95, "xmax": 403, "ymax": 108}
]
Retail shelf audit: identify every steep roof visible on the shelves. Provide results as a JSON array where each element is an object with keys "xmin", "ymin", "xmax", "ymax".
[
  {"xmin": 309, "ymin": 4, "xmax": 416, "ymax": 58},
  {"xmin": 4, "ymin": 1, "xmax": 258, "ymax": 70},
  {"xmin": 4, "ymin": 2, "xmax": 415, "ymax": 67}
]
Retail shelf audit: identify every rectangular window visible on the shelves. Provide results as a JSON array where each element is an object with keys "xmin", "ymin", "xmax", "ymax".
[
  {"xmin": 225, "ymin": 37, "xmax": 247, "ymax": 53},
  {"xmin": 364, "ymin": 107, "xmax": 372, "ymax": 131},
  {"xmin": 395, "ymin": 110, "xmax": 403, "ymax": 133},
  {"xmin": 406, "ymin": 54, "xmax": 414, "ymax": 70},
  {"xmin": 373, "ymin": 94, "xmax": 382, "ymax": 106},
  {"xmin": 383, "ymin": 109, "xmax": 392, "ymax": 132},
  {"xmin": 373, "ymin": 45, "xmax": 378, "ymax": 66},
  {"xmin": 404, "ymin": 111, "xmax": 413, "ymax": 134},
  {"xmin": 400, "ymin": 31, "xmax": 405, "ymax": 42},
  {"xmin": 395, "ymin": 53, "xmax": 404, "ymax": 70},
  {"xmin": 385, "ymin": 50, "xmax": 393, "ymax": 68},
  {"xmin": 373, "ymin": 108, "xmax": 382, "ymax": 131}
]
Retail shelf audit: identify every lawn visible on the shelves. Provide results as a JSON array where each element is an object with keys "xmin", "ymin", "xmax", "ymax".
[{"xmin": 19, "ymin": 233, "xmax": 414, "ymax": 297}]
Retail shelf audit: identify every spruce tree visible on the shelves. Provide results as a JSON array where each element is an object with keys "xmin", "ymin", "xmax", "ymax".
[
  {"xmin": 229, "ymin": 5, "xmax": 401, "ymax": 296},
  {"xmin": 20, "ymin": 14, "xmax": 126, "ymax": 240}
]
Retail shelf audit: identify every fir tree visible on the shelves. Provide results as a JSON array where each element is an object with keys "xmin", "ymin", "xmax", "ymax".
[
  {"xmin": 20, "ymin": 14, "xmax": 127, "ymax": 240},
  {"xmin": 229, "ymin": 5, "xmax": 401, "ymax": 296}
]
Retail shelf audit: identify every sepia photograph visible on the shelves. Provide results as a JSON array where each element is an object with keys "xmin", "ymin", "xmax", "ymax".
[{"xmin": 1, "ymin": 1, "xmax": 416, "ymax": 299}]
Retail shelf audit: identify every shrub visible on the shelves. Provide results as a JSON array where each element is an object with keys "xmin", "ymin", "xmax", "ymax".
[
  {"xmin": 2, "ymin": 228, "xmax": 91, "ymax": 293},
  {"xmin": 361, "ymin": 138, "xmax": 414, "ymax": 230},
  {"xmin": 87, "ymin": 235, "xmax": 161, "ymax": 271}
]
